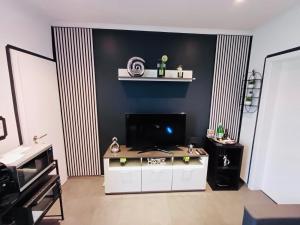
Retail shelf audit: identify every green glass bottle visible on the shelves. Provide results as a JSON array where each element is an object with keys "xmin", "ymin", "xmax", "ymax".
[
  {"xmin": 157, "ymin": 55, "xmax": 168, "ymax": 78},
  {"xmin": 216, "ymin": 123, "xmax": 224, "ymax": 140},
  {"xmin": 157, "ymin": 59, "xmax": 166, "ymax": 77}
]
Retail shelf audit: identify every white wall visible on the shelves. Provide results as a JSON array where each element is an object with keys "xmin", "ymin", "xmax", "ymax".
[
  {"xmin": 0, "ymin": 1, "xmax": 52, "ymax": 153},
  {"xmin": 239, "ymin": 5, "xmax": 300, "ymax": 189}
]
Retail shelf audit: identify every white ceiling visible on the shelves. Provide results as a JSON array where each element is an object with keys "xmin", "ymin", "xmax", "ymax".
[{"xmin": 22, "ymin": 0, "xmax": 300, "ymax": 31}]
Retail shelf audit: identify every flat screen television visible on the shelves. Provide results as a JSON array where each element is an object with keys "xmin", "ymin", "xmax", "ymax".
[{"xmin": 126, "ymin": 113, "xmax": 186, "ymax": 149}]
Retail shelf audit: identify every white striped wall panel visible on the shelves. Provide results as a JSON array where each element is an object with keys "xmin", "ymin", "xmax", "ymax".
[
  {"xmin": 209, "ymin": 35, "xmax": 252, "ymax": 140},
  {"xmin": 53, "ymin": 27, "xmax": 101, "ymax": 176}
]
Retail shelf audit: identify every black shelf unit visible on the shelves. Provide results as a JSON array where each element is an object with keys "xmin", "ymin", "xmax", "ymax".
[
  {"xmin": 204, "ymin": 138, "xmax": 244, "ymax": 190},
  {"xmin": 0, "ymin": 160, "xmax": 64, "ymax": 225}
]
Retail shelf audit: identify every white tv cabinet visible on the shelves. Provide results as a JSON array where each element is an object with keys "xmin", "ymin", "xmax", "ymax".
[{"xmin": 104, "ymin": 146, "xmax": 209, "ymax": 194}]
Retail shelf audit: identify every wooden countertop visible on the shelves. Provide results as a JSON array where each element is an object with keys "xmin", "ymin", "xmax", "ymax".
[{"xmin": 104, "ymin": 145, "xmax": 208, "ymax": 159}]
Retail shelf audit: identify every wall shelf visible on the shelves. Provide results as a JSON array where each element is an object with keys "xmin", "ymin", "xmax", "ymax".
[
  {"xmin": 118, "ymin": 77, "xmax": 195, "ymax": 82},
  {"xmin": 118, "ymin": 69, "xmax": 195, "ymax": 82},
  {"xmin": 243, "ymin": 70, "xmax": 263, "ymax": 113}
]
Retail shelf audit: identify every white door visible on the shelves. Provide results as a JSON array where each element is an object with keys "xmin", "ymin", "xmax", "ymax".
[
  {"xmin": 9, "ymin": 48, "xmax": 68, "ymax": 184},
  {"xmin": 251, "ymin": 51, "xmax": 300, "ymax": 204}
]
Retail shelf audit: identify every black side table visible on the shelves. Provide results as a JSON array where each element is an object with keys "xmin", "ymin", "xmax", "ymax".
[{"xmin": 204, "ymin": 138, "xmax": 244, "ymax": 190}]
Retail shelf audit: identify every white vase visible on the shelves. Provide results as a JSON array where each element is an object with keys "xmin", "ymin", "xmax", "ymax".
[{"xmin": 245, "ymin": 101, "xmax": 252, "ymax": 106}]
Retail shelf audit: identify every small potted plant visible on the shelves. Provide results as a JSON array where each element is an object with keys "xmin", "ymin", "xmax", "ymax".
[
  {"xmin": 157, "ymin": 55, "xmax": 168, "ymax": 77},
  {"xmin": 245, "ymin": 96, "xmax": 252, "ymax": 105},
  {"xmin": 177, "ymin": 65, "xmax": 183, "ymax": 78},
  {"xmin": 248, "ymin": 79, "xmax": 255, "ymax": 88}
]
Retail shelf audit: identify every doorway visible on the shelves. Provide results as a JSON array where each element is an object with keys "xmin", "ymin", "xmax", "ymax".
[{"xmin": 250, "ymin": 48, "xmax": 300, "ymax": 204}]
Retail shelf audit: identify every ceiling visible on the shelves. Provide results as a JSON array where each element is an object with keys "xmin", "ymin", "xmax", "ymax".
[{"xmin": 22, "ymin": 0, "xmax": 300, "ymax": 31}]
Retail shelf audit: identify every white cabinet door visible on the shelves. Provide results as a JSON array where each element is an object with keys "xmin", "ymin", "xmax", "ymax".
[
  {"xmin": 104, "ymin": 159, "xmax": 142, "ymax": 193},
  {"xmin": 106, "ymin": 168, "xmax": 142, "ymax": 193},
  {"xmin": 172, "ymin": 157, "xmax": 208, "ymax": 190},
  {"xmin": 142, "ymin": 165, "xmax": 173, "ymax": 191},
  {"xmin": 172, "ymin": 165, "xmax": 205, "ymax": 190}
]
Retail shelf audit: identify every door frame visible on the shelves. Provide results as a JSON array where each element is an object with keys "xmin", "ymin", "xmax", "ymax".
[
  {"xmin": 247, "ymin": 45, "xmax": 300, "ymax": 184},
  {"xmin": 5, "ymin": 45, "xmax": 55, "ymax": 145}
]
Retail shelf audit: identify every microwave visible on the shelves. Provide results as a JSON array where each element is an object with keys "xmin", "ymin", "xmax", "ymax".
[{"xmin": 0, "ymin": 144, "xmax": 54, "ymax": 193}]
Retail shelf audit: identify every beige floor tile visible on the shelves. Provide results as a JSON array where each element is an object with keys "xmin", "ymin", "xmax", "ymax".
[{"xmin": 48, "ymin": 176, "xmax": 274, "ymax": 225}]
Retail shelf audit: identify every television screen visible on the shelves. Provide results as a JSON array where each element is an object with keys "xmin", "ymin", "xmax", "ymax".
[{"xmin": 126, "ymin": 113, "xmax": 186, "ymax": 149}]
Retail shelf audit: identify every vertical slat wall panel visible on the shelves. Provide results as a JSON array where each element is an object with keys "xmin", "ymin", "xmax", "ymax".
[
  {"xmin": 53, "ymin": 27, "xmax": 101, "ymax": 176},
  {"xmin": 209, "ymin": 35, "xmax": 251, "ymax": 140}
]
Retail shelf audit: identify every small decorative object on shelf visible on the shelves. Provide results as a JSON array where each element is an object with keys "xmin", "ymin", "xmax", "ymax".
[
  {"xmin": 127, "ymin": 56, "xmax": 145, "ymax": 77},
  {"xmin": 223, "ymin": 129, "xmax": 229, "ymax": 139},
  {"xmin": 157, "ymin": 55, "xmax": 168, "ymax": 77},
  {"xmin": 147, "ymin": 158, "xmax": 166, "ymax": 165},
  {"xmin": 243, "ymin": 70, "xmax": 262, "ymax": 113},
  {"xmin": 216, "ymin": 123, "xmax": 224, "ymax": 140},
  {"xmin": 245, "ymin": 96, "xmax": 252, "ymax": 105},
  {"xmin": 177, "ymin": 65, "xmax": 183, "ymax": 78},
  {"xmin": 247, "ymin": 79, "xmax": 255, "ymax": 88},
  {"xmin": 110, "ymin": 137, "xmax": 120, "ymax": 153},
  {"xmin": 183, "ymin": 156, "xmax": 190, "ymax": 163},
  {"xmin": 120, "ymin": 157, "xmax": 127, "ymax": 165},
  {"xmin": 223, "ymin": 155, "xmax": 230, "ymax": 167},
  {"xmin": 188, "ymin": 144, "xmax": 193, "ymax": 153},
  {"xmin": 207, "ymin": 129, "xmax": 215, "ymax": 138}
]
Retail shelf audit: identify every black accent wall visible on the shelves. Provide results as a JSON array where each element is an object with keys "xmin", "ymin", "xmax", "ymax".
[{"xmin": 93, "ymin": 29, "xmax": 217, "ymax": 172}]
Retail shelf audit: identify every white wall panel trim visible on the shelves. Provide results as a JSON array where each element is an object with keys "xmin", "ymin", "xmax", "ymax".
[
  {"xmin": 209, "ymin": 35, "xmax": 252, "ymax": 140},
  {"xmin": 53, "ymin": 27, "xmax": 101, "ymax": 176}
]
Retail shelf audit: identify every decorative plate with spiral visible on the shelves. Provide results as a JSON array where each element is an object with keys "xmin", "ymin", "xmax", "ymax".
[{"xmin": 127, "ymin": 57, "xmax": 145, "ymax": 77}]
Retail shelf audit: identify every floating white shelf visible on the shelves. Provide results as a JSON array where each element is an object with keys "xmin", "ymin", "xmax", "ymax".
[
  {"xmin": 118, "ymin": 77, "xmax": 195, "ymax": 82},
  {"xmin": 118, "ymin": 69, "xmax": 195, "ymax": 82}
]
